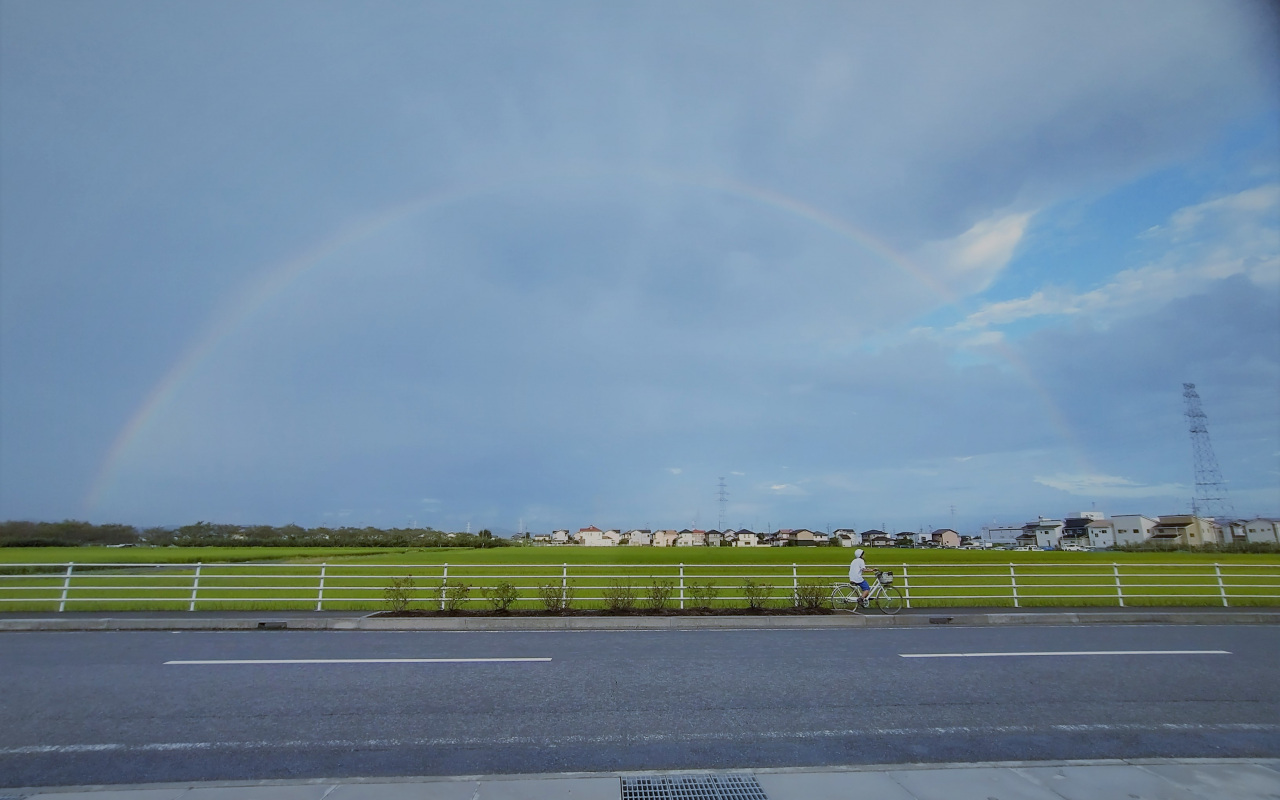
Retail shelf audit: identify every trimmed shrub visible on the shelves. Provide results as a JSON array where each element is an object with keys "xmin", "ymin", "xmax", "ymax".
[
  {"xmin": 538, "ymin": 582, "xmax": 575, "ymax": 614},
  {"xmin": 741, "ymin": 578, "xmax": 771, "ymax": 611},
  {"xmin": 438, "ymin": 581, "xmax": 471, "ymax": 613},
  {"xmin": 642, "ymin": 580, "xmax": 675, "ymax": 613},
  {"xmin": 688, "ymin": 580, "xmax": 720, "ymax": 610},
  {"xmin": 795, "ymin": 581, "xmax": 827, "ymax": 611},
  {"xmin": 482, "ymin": 581, "xmax": 519, "ymax": 612},
  {"xmin": 602, "ymin": 579, "xmax": 637, "ymax": 613},
  {"xmin": 383, "ymin": 575, "xmax": 417, "ymax": 613}
]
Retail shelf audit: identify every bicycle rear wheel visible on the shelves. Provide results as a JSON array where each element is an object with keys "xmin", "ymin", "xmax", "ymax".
[
  {"xmin": 830, "ymin": 584, "xmax": 856, "ymax": 611},
  {"xmin": 875, "ymin": 586, "xmax": 903, "ymax": 615}
]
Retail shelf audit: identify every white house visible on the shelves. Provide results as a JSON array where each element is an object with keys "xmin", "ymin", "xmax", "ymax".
[
  {"xmin": 833, "ymin": 529, "xmax": 862, "ymax": 546},
  {"xmin": 551, "ymin": 529, "xmax": 570, "ymax": 544},
  {"xmin": 1024, "ymin": 518, "xmax": 1064, "ymax": 549},
  {"xmin": 734, "ymin": 531, "xmax": 761, "ymax": 547},
  {"xmin": 578, "ymin": 526, "xmax": 612, "ymax": 546},
  {"xmin": 1244, "ymin": 518, "xmax": 1280, "ymax": 544},
  {"xmin": 676, "ymin": 529, "xmax": 706, "ymax": 546},
  {"xmin": 1087, "ymin": 519, "xmax": 1115, "ymax": 548},
  {"xmin": 1111, "ymin": 515, "xmax": 1158, "ymax": 546},
  {"xmin": 706, "ymin": 531, "xmax": 723, "ymax": 547},
  {"xmin": 625, "ymin": 529, "xmax": 653, "ymax": 546}
]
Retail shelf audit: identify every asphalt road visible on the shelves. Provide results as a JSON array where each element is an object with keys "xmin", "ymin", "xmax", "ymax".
[{"xmin": 2, "ymin": 624, "xmax": 1277, "ymax": 787}]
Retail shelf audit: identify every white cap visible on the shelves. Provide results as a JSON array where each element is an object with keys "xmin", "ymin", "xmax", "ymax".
[{"xmin": 855, "ymin": 548, "xmax": 864, "ymax": 558}]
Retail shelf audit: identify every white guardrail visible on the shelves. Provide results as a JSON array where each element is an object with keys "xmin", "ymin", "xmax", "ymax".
[{"xmin": 0, "ymin": 561, "xmax": 1278, "ymax": 611}]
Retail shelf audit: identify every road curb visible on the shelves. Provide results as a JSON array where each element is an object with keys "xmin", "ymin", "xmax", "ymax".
[{"xmin": 2, "ymin": 609, "xmax": 1278, "ymax": 631}]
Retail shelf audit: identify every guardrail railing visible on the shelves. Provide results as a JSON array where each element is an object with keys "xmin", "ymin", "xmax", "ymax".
[{"xmin": 1, "ymin": 561, "xmax": 1277, "ymax": 612}]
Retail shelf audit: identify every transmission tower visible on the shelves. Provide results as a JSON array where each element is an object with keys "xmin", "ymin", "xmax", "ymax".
[
  {"xmin": 717, "ymin": 477, "xmax": 729, "ymax": 531},
  {"xmin": 1183, "ymin": 383, "xmax": 1236, "ymax": 520}
]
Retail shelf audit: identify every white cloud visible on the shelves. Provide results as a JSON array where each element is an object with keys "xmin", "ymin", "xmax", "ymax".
[
  {"xmin": 954, "ymin": 184, "xmax": 1280, "ymax": 333},
  {"xmin": 667, "ymin": 467, "xmax": 683, "ymax": 475},
  {"xmin": 420, "ymin": 497, "xmax": 440, "ymax": 504},
  {"xmin": 1034, "ymin": 473, "xmax": 1185, "ymax": 498},
  {"xmin": 916, "ymin": 211, "xmax": 1034, "ymax": 297},
  {"xmin": 769, "ymin": 483, "xmax": 807, "ymax": 496}
]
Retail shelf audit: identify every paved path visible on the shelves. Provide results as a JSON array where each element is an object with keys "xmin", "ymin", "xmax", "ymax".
[
  {"xmin": 3, "ymin": 626, "xmax": 1277, "ymax": 787},
  {"xmin": 10, "ymin": 759, "xmax": 1280, "ymax": 799}
]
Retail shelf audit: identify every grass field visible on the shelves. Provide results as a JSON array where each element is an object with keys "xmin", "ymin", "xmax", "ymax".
[{"xmin": 1, "ymin": 545, "xmax": 1277, "ymax": 612}]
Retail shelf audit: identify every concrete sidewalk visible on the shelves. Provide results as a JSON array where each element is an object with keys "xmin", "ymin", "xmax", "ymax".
[
  {"xmin": 8, "ymin": 759, "xmax": 1280, "ymax": 799},
  {"xmin": 2, "ymin": 607, "xmax": 1279, "ymax": 632}
]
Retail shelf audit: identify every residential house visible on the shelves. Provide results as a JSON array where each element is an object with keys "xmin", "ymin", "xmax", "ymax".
[
  {"xmin": 1087, "ymin": 519, "xmax": 1115, "ymax": 549},
  {"xmin": 531, "ymin": 534, "xmax": 552, "ymax": 544},
  {"xmin": 734, "ymin": 531, "xmax": 761, "ymax": 547},
  {"xmin": 1244, "ymin": 518, "xmax": 1280, "ymax": 544},
  {"xmin": 602, "ymin": 529, "xmax": 623, "ymax": 546},
  {"xmin": 625, "ymin": 529, "xmax": 653, "ymax": 546},
  {"xmin": 1111, "ymin": 515, "xmax": 1158, "ymax": 546},
  {"xmin": 652, "ymin": 529, "xmax": 679, "ymax": 547},
  {"xmin": 930, "ymin": 529, "xmax": 961, "ymax": 548},
  {"xmin": 833, "ymin": 529, "xmax": 862, "ymax": 546},
  {"xmin": 1014, "ymin": 530, "xmax": 1040, "ymax": 548},
  {"xmin": 812, "ymin": 532, "xmax": 831, "ymax": 546},
  {"xmin": 1059, "ymin": 517, "xmax": 1096, "ymax": 549},
  {"xmin": 866, "ymin": 532, "xmax": 894, "ymax": 548},
  {"xmin": 676, "ymin": 529, "xmax": 706, "ymax": 546},
  {"xmin": 706, "ymin": 530, "xmax": 723, "ymax": 547},
  {"xmin": 791, "ymin": 529, "xmax": 818, "ymax": 546},
  {"xmin": 1150, "ymin": 515, "xmax": 1222, "ymax": 547},
  {"xmin": 551, "ymin": 529, "xmax": 571, "ymax": 544},
  {"xmin": 1024, "ymin": 518, "xmax": 1064, "ymax": 549},
  {"xmin": 578, "ymin": 526, "xmax": 613, "ymax": 546}
]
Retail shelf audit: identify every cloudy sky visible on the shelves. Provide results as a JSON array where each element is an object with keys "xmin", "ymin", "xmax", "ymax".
[{"xmin": 2, "ymin": 1, "xmax": 1277, "ymax": 534}]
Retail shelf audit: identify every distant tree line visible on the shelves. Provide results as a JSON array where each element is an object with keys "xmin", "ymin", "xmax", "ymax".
[{"xmin": 0, "ymin": 520, "xmax": 507, "ymax": 549}]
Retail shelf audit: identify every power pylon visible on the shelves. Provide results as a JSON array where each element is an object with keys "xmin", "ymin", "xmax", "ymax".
[
  {"xmin": 1183, "ymin": 383, "xmax": 1235, "ymax": 520},
  {"xmin": 717, "ymin": 477, "xmax": 729, "ymax": 531}
]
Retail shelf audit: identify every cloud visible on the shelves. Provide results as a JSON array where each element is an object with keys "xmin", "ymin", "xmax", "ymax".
[
  {"xmin": 916, "ymin": 211, "xmax": 1034, "ymax": 296},
  {"xmin": 769, "ymin": 483, "xmax": 807, "ymax": 496},
  {"xmin": 954, "ymin": 183, "xmax": 1280, "ymax": 333},
  {"xmin": 1034, "ymin": 473, "xmax": 1186, "ymax": 498},
  {"xmin": 667, "ymin": 468, "xmax": 683, "ymax": 475}
]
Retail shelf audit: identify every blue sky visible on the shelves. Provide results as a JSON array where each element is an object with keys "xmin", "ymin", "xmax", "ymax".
[{"xmin": 2, "ymin": 1, "xmax": 1277, "ymax": 534}]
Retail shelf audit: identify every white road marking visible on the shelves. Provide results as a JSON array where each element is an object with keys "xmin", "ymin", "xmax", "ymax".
[
  {"xmin": 4, "ymin": 722, "xmax": 1275, "ymax": 756},
  {"xmin": 163, "ymin": 657, "xmax": 552, "ymax": 665},
  {"xmin": 899, "ymin": 650, "xmax": 1231, "ymax": 658}
]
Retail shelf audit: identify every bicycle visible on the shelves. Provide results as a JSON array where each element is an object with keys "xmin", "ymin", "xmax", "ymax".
[{"xmin": 831, "ymin": 570, "xmax": 903, "ymax": 615}]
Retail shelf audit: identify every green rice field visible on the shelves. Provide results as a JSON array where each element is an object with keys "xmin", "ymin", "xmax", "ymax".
[{"xmin": 1, "ymin": 546, "xmax": 1277, "ymax": 612}]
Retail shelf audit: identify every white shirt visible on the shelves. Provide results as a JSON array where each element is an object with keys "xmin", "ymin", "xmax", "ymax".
[{"xmin": 849, "ymin": 557, "xmax": 867, "ymax": 582}]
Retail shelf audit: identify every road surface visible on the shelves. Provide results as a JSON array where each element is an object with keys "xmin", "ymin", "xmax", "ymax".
[{"xmin": 2, "ymin": 624, "xmax": 1276, "ymax": 786}]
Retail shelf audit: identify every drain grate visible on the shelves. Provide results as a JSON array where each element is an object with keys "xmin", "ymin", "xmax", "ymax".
[{"xmin": 621, "ymin": 773, "xmax": 769, "ymax": 800}]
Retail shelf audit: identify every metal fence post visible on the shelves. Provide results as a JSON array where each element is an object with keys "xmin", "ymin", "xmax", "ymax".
[
  {"xmin": 316, "ymin": 563, "xmax": 327, "ymax": 612},
  {"xmin": 440, "ymin": 563, "xmax": 449, "ymax": 611},
  {"xmin": 58, "ymin": 562, "xmax": 74, "ymax": 613},
  {"xmin": 1113, "ymin": 563, "xmax": 1124, "ymax": 607},
  {"xmin": 901, "ymin": 564, "xmax": 911, "ymax": 609},
  {"xmin": 679, "ymin": 563, "xmax": 685, "ymax": 610},
  {"xmin": 189, "ymin": 562, "xmax": 202, "ymax": 612},
  {"xmin": 1215, "ymin": 562, "xmax": 1229, "ymax": 607},
  {"xmin": 561, "ymin": 563, "xmax": 568, "ymax": 608},
  {"xmin": 792, "ymin": 563, "xmax": 799, "ymax": 607},
  {"xmin": 1009, "ymin": 563, "xmax": 1019, "ymax": 608}
]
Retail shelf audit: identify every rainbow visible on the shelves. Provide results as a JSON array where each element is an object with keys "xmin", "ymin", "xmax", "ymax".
[{"xmin": 85, "ymin": 168, "xmax": 1089, "ymax": 513}]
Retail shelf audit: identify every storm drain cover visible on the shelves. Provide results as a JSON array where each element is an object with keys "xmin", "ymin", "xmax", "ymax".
[{"xmin": 621, "ymin": 773, "xmax": 768, "ymax": 800}]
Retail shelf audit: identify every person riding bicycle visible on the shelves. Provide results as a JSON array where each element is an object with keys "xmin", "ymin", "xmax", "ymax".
[{"xmin": 849, "ymin": 548, "xmax": 872, "ymax": 607}]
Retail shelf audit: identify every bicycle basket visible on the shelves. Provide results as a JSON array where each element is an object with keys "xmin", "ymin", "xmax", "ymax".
[{"xmin": 877, "ymin": 571, "xmax": 894, "ymax": 585}]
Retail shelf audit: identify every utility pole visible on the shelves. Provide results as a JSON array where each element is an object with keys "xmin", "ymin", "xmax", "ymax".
[{"xmin": 1183, "ymin": 383, "xmax": 1235, "ymax": 519}]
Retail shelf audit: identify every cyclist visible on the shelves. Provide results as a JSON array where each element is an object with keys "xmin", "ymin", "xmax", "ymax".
[{"xmin": 849, "ymin": 548, "xmax": 872, "ymax": 607}]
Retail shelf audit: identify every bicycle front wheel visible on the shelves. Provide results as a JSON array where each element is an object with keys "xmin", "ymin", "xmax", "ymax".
[{"xmin": 875, "ymin": 586, "xmax": 903, "ymax": 615}]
